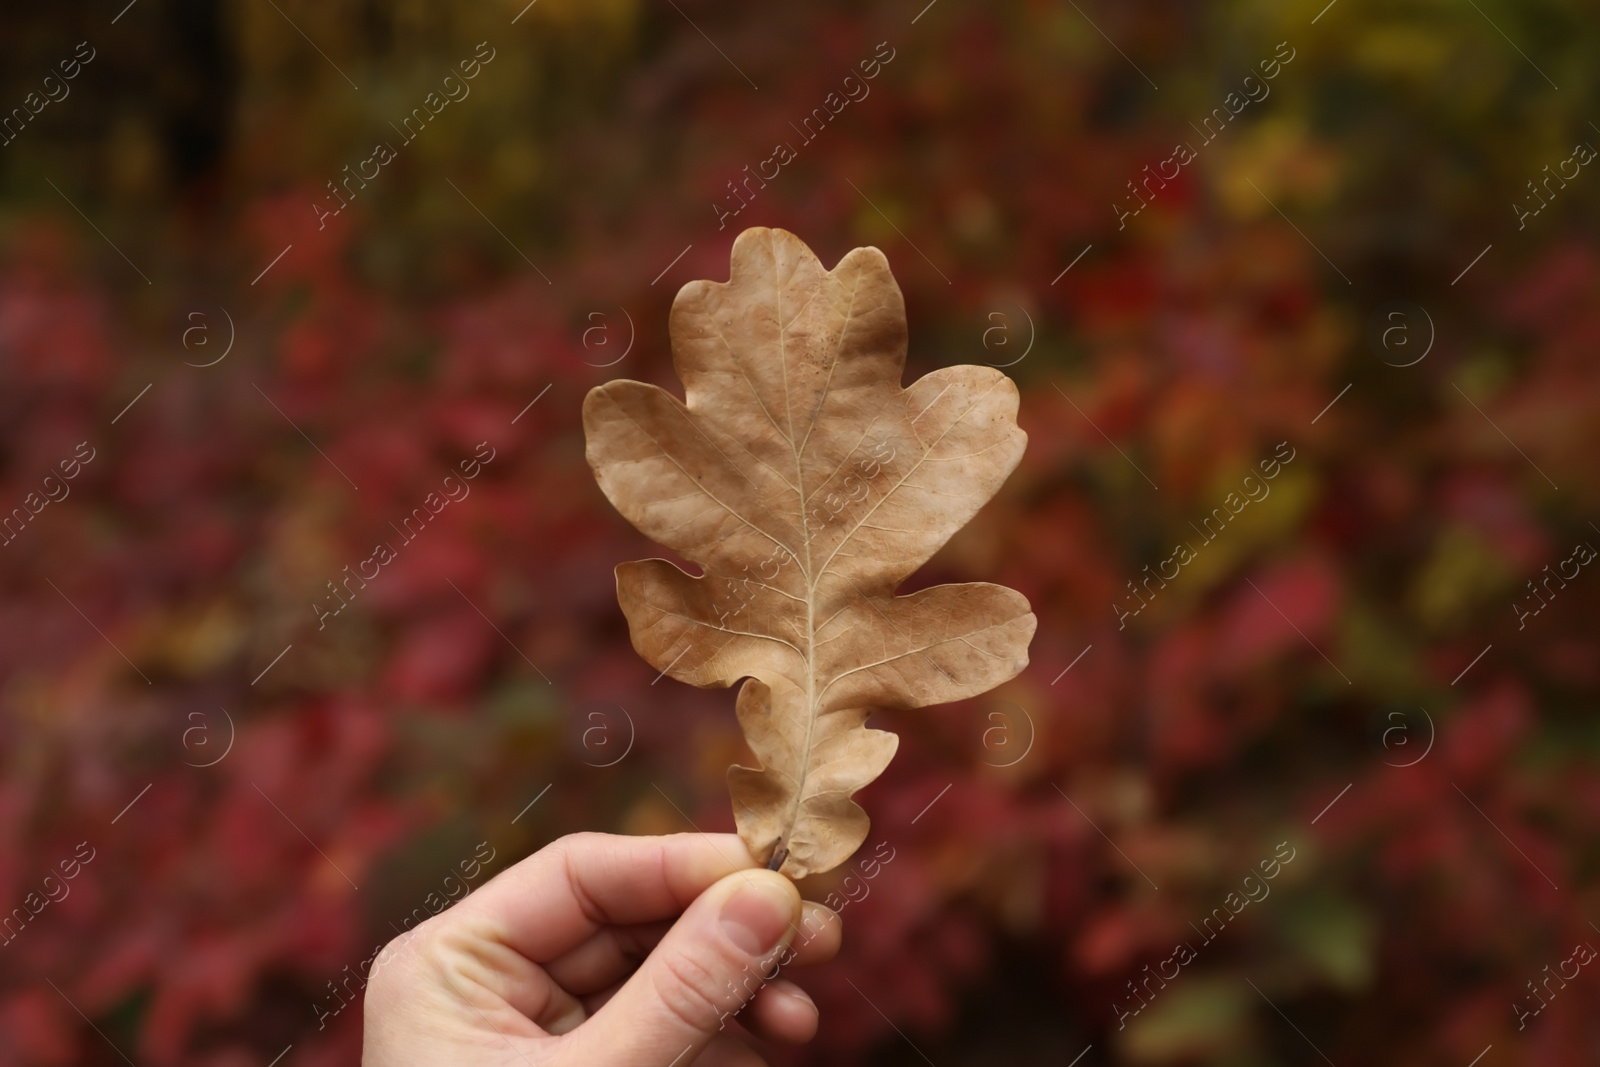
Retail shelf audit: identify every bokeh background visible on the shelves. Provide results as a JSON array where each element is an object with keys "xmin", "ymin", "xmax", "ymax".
[{"xmin": 3, "ymin": 0, "xmax": 1599, "ymax": 1063}]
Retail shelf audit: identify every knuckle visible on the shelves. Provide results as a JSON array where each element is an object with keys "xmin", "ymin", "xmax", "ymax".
[
  {"xmin": 370, "ymin": 911, "xmax": 449, "ymax": 987},
  {"xmin": 547, "ymin": 831, "xmax": 591, "ymax": 858},
  {"xmin": 653, "ymin": 951, "xmax": 732, "ymax": 1032}
]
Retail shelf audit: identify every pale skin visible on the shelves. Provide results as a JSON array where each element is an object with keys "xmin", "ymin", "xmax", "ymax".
[{"xmin": 363, "ymin": 832, "xmax": 842, "ymax": 1067}]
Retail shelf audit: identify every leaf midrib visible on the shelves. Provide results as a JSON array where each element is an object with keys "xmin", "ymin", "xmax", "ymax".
[{"xmin": 781, "ymin": 257, "xmax": 864, "ymax": 855}]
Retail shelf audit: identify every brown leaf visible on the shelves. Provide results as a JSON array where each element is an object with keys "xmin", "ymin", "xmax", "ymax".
[{"xmin": 583, "ymin": 227, "xmax": 1035, "ymax": 878}]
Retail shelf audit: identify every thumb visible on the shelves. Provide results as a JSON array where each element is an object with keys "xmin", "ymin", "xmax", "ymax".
[{"xmin": 566, "ymin": 867, "xmax": 802, "ymax": 1065}]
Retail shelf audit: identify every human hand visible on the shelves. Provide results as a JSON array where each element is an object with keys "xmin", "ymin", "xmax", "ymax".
[{"xmin": 362, "ymin": 832, "xmax": 841, "ymax": 1066}]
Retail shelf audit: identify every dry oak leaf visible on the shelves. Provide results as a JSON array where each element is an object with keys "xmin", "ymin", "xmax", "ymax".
[{"xmin": 583, "ymin": 227, "xmax": 1034, "ymax": 878}]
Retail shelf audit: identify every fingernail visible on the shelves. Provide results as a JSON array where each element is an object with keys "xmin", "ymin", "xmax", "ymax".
[{"xmin": 719, "ymin": 876, "xmax": 795, "ymax": 955}]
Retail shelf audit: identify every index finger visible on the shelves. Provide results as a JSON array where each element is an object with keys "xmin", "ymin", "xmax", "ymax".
[{"xmin": 458, "ymin": 832, "xmax": 759, "ymax": 962}]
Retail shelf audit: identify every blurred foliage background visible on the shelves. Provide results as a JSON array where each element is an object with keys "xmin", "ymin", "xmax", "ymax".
[{"xmin": 2, "ymin": 0, "xmax": 1599, "ymax": 1063}]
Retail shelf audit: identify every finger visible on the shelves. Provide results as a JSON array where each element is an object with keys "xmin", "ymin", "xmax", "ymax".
[
  {"xmin": 579, "ymin": 980, "xmax": 623, "ymax": 1017},
  {"xmin": 789, "ymin": 902, "xmax": 842, "ymax": 965},
  {"xmin": 572, "ymin": 980, "xmax": 758, "ymax": 1055},
  {"xmin": 572, "ymin": 972, "xmax": 804, "ymax": 1048},
  {"xmin": 559, "ymin": 868, "xmax": 804, "ymax": 1066},
  {"xmin": 462, "ymin": 831, "xmax": 757, "ymax": 962},
  {"xmin": 464, "ymin": 942, "xmax": 590, "ymax": 1037},
  {"xmin": 391, "ymin": 910, "xmax": 590, "ymax": 1037},
  {"xmin": 545, "ymin": 920, "xmax": 672, "ymax": 995},
  {"xmin": 740, "ymin": 978, "xmax": 818, "ymax": 1045},
  {"xmin": 547, "ymin": 901, "xmax": 839, "ymax": 996}
]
